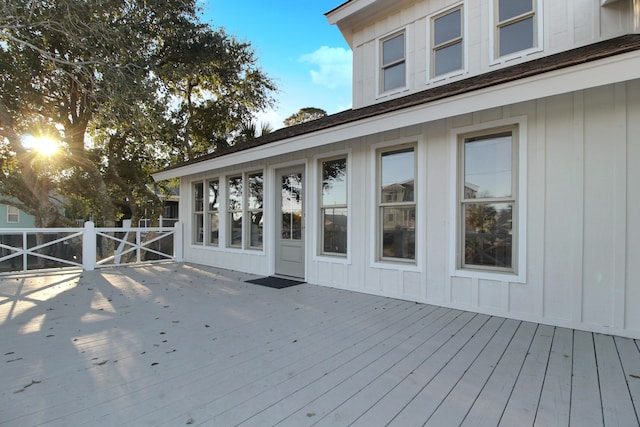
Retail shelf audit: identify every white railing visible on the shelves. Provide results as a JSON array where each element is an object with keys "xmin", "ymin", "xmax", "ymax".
[{"xmin": 0, "ymin": 221, "xmax": 183, "ymax": 275}]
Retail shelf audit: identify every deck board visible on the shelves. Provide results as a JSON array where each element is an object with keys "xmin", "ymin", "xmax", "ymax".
[{"xmin": 1, "ymin": 264, "xmax": 639, "ymax": 426}]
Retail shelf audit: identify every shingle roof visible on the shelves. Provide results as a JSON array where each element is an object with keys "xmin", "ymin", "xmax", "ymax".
[{"xmin": 158, "ymin": 34, "xmax": 640, "ymax": 173}]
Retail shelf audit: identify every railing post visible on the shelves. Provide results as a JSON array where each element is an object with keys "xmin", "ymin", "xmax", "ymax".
[
  {"xmin": 173, "ymin": 221, "xmax": 183, "ymax": 262},
  {"xmin": 83, "ymin": 221, "xmax": 96, "ymax": 271}
]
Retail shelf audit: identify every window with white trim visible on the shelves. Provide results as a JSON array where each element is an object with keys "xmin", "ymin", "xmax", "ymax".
[
  {"xmin": 380, "ymin": 31, "xmax": 406, "ymax": 93},
  {"xmin": 228, "ymin": 175, "xmax": 243, "ymax": 248},
  {"xmin": 496, "ymin": 0, "xmax": 536, "ymax": 58},
  {"xmin": 432, "ymin": 6, "xmax": 463, "ymax": 77},
  {"xmin": 247, "ymin": 172, "xmax": 264, "ymax": 249},
  {"xmin": 459, "ymin": 128, "xmax": 517, "ymax": 272},
  {"xmin": 7, "ymin": 205, "xmax": 19, "ymax": 223},
  {"xmin": 378, "ymin": 146, "xmax": 416, "ymax": 261},
  {"xmin": 192, "ymin": 182, "xmax": 205, "ymax": 244},
  {"xmin": 207, "ymin": 179, "xmax": 219, "ymax": 246},
  {"xmin": 227, "ymin": 172, "xmax": 264, "ymax": 250},
  {"xmin": 320, "ymin": 157, "xmax": 347, "ymax": 255}
]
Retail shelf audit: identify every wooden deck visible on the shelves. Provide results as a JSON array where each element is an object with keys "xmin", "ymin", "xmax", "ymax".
[{"xmin": 1, "ymin": 263, "xmax": 639, "ymax": 426}]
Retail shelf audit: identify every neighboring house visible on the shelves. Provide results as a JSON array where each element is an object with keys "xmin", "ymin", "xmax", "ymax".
[
  {"xmin": 0, "ymin": 204, "xmax": 35, "ymax": 228},
  {"xmin": 154, "ymin": 0, "xmax": 640, "ymax": 339}
]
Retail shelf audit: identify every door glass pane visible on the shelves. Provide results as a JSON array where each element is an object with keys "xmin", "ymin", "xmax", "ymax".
[
  {"xmin": 381, "ymin": 206, "xmax": 415, "ymax": 259},
  {"xmin": 434, "ymin": 9, "xmax": 461, "ymax": 46},
  {"xmin": 322, "ymin": 158, "xmax": 347, "ymax": 206},
  {"xmin": 281, "ymin": 173, "xmax": 302, "ymax": 241},
  {"xmin": 383, "ymin": 33, "xmax": 404, "ymax": 65},
  {"xmin": 499, "ymin": 0, "xmax": 533, "ymax": 22},
  {"xmin": 464, "ymin": 203, "xmax": 513, "ymax": 268},
  {"xmin": 435, "ymin": 42, "xmax": 462, "ymax": 76},
  {"xmin": 381, "ymin": 149, "xmax": 414, "ymax": 202},
  {"xmin": 193, "ymin": 213, "xmax": 204, "ymax": 244},
  {"xmin": 499, "ymin": 17, "xmax": 534, "ymax": 56},
  {"xmin": 464, "ymin": 133, "xmax": 512, "ymax": 198}
]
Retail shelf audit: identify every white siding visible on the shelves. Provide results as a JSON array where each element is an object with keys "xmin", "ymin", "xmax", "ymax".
[
  {"xmin": 178, "ymin": 81, "xmax": 639, "ymax": 339},
  {"xmin": 349, "ymin": 0, "xmax": 635, "ymax": 108}
]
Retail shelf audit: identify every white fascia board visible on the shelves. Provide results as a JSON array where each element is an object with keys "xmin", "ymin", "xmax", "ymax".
[
  {"xmin": 153, "ymin": 51, "xmax": 640, "ymax": 181},
  {"xmin": 326, "ymin": 0, "xmax": 377, "ymax": 25}
]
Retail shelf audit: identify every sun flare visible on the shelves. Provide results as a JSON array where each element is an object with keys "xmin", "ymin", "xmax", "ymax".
[{"xmin": 23, "ymin": 135, "xmax": 59, "ymax": 156}]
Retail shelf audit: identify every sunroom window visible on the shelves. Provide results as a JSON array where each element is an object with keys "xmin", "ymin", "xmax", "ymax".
[
  {"xmin": 207, "ymin": 179, "xmax": 219, "ymax": 246},
  {"xmin": 228, "ymin": 176, "xmax": 243, "ymax": 248},
  {"xmin": 193, "ymin": 182, "xmax": 204, "ymax": 244}
]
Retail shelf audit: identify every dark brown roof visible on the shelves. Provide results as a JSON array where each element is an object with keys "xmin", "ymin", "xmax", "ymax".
[{"xmin": 159, "ymin": 34, "xmax": 640, "ymax": 173}]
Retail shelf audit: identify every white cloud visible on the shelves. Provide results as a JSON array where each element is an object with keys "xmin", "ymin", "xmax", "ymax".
[
  {"xmin": 300, "ymin": 46, "xmax": 352, "ymax": 89},
  {"xmin": 253, "ymin": 109, "xmax": 285, "ymax": 131}
]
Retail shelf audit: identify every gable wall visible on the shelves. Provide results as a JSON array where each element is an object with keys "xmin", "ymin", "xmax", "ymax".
[{"xmin": 350, "ymin": 0, "xmax": 634, "ymax": 108}]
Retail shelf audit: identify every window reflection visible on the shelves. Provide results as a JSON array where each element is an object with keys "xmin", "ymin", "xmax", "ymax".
[
  {"xmin": 464, "ymin": 133, "xmax": 512, "ymax": 198},
  {"xmin": 464, "ymin": 203, "xmax": 513, "ymax": 268},
  {"xmin": 281, "ymin": 173, "xmax": 302, "ymax": 241}
]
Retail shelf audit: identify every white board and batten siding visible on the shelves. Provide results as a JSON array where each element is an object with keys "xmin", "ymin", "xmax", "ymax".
[{"xmin": 179, "ymin": 80, "xmax": 639, "ymax": 339}]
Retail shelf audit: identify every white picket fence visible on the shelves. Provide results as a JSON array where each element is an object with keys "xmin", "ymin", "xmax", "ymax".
[{"xmin": 0, "ymin": 221, "xmax": 183, "ymax": 275}]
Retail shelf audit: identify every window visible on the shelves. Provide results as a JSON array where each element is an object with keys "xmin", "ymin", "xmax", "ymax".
[
  {"xmin": 7, "ymin": 206, "xmax": 19, "ymax": 223},
  {"xmin": 460, "ymin": 129, "xmax": 517, "ymax": 272},
  {"xmin": 432, "ymin": 7, "xmax": 463, "ymax": 77},
  {"xmin": 379, "ymin": 147, "xmax": 416, "ymax": 261},
  {"xmin": 320, "ymin": 157, "xmax": 347, "ymax": 255},
  {"xmin": 192, "ymin": 182, "xmax": 204, "ymax": 244},
  {"xmin": 381, "ymin": 31, "xmax": 406, "ymax": 93},
  {"xmin": 207, "ymin": 179, "xmax": 219, "ymax": 246},
  {"xmin": 247, "ymin": 173, "xmax": 263, "ymax": 249},
  {"xmin": 227, "ymin": 172, "xmax": 264, "ymax": 250},
  {"xmin": 496, "ymin": 0, "xmax": 536, "ymax": 57},
  {"xmin": 228, "ymin": 176, "xmax": 243, "ymax": 248}
]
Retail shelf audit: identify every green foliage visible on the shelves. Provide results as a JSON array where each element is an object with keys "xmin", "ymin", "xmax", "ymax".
[
  {"xmin": 0, "ymin": 0, "xmax": 276, "ymax": 226},
  {"xmin": 283, "ymin": 107, "xmax": 327, "ymax": 127}
]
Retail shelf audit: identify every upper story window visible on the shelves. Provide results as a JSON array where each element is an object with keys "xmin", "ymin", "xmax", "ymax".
[
  {"xmin": 380, "ymin": 31, "xmax": 406, "ymax": 93},
  {"xmin": 432, "ymin": 6, "xmax": 463, "ymax": 77},
  {"xmin": 378, "ymin": 146, "xmax": 416, "ymax": 261},
  {"xmin": 7, "ymin": 205, "xmax": 19, "ymax": 223},
  {"xmin": 496, "ymin": 0, "xmax": 537, "ymax": 58}
]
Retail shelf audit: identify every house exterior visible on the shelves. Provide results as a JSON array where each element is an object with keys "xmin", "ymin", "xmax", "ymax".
[
  {"xmin": 0, "ymin": 204, "xmax": 35, "ymax": 228},
  {"xmin": 153, "ymin": 0, "xmax": 640, "ymax": 339}
]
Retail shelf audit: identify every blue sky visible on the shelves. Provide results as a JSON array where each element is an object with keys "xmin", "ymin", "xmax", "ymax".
[{"xmin": 200, "ymin": 1, "xmax": 352, "ymax": 130}]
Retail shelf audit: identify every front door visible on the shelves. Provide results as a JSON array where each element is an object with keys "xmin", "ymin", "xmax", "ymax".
[{"xmin": 275, "ymin": 166, "xmax": 304, "ymax": 278}]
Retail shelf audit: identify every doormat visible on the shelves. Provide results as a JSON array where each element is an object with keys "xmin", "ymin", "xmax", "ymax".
[{"xmin": 245, "ymin": 276, "xmax": 305, "ymax": 289}]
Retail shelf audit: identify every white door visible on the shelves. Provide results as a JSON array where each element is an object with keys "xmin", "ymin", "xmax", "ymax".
[{"xmin": 275, "ymin": 166, "xmax": 304, "ymax": 278}]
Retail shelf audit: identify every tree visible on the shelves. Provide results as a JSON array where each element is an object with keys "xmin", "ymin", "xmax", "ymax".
[
  {"xmin": 283, "ymin": 107, "xmax": 327, "ymax": 127},
  {"xmin": 0, "ymin": 0, "xmax": 276, "ymax": 227}
]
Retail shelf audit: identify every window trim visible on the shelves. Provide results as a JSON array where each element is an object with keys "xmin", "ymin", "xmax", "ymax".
[
  {"xmin": 490, "ymin": 0, "xmax": 543, "ymax": 64},
  {"xmin": 192, "ymin": 181, "xmax": 204, "ymax": 245},
  {"xmin": 376, "ymin": 143, "xmax": 417, "ymax": 264},
  {"xmin": 318, "ymin": 154, "xmax": 349, "ymax": 258},
  {"xmin": 226, "ymin": 171, "xmax": 264, "ymax": 251},
  {"xmin": 206, "ymin": 178, "xmax": 220, "ymax": 246},
  {"xmin": 378, "ymin": 29, "xmax": 409, "ymax": 96},
  {"xmin": 429, "ymin": 3, "xmax": 466, "ymax": 80},
  {"xmin": 7, "ymin": 205, "xmax": 19, "ymax": 223},
  {"xmin": 450, "ymin": 117, "xmax": 527, "ymax": 283}
]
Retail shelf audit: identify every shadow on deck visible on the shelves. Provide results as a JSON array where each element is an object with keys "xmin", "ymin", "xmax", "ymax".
[{"xmin": 1, "ymin": 263, "xmax": 639, "ymax": 426}]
